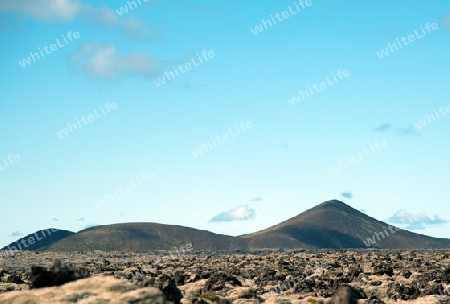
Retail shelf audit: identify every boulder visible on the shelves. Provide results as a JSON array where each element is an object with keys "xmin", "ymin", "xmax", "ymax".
[{"xmin": 0, "ymin": 276, "xmax": 167, "ymax": 304}]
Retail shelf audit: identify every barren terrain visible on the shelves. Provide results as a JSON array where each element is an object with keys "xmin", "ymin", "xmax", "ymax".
[{"xmin": 1, "ymin": 250, "xmax": 450, "ymax": 303}]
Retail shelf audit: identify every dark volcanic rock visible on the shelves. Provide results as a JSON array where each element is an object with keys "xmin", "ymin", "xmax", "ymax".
[
  {"xmin": 31, "ymin": 260, "xmax": 90, "ymax": 288},
  {"xmin": 387, "ymin": 282, "xmax": 420, "ymax": 301},
  {"xmin": 373, "ymin": 264, "xmax": 393, "ymax": 277},
  {"xmin": 441, "ymin": 265, "xmax": 450, "ymax": 283},
  {"xmin": 422, "ymin": 283, "xmax": 444, "ymax": 296},
  {"xmin": 173, "ymin": 270, "xmax": 185, "ymax": 285},
  {"xmin": 161, "ymin": 279, "xmax": 183, "ymax": 304},
  {"xmin": 1, "ymin": 249, "xmax": 450, "ymax": 303},
  {"xmin": 400, "ymin": 269, "xmax": 412, "ymax": 278},
  {"xmin": 328, "ymin": 286, "xmax": 359, "ymax": 304},
  {"xmin": 6, "ymin": 273, "xmax": 23, "ymax": 284},
  {"xmin": 203, "ymin": 273, "xmax": 242, "ymax": 292}
]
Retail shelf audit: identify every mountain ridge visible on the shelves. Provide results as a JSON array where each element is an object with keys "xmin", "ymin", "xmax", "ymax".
[
  {"xmin": 2, "ymin": 229, "xmax": 74, "ymax": 252},
  {"xmin": 3, "ymin": 200, "xmax": 450, "ymax": 252},
  {"xmin": 242, "ymin": 199, "xmax": 450, "ymax": 250}
]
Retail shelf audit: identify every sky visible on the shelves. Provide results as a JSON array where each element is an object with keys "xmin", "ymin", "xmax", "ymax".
[{"xmin": 1, "ymin": 0, "xmax": 450, "ymax": 247}]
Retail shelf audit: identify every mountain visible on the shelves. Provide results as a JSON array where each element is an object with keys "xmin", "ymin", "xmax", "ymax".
[
  {"xmin": 43, "ymin": 222, "xmax": 249, "ymax": 251},
  {"xmin": 2, "ymin": 229, "xmax": 74, "ymax": 251},
  {"xmin": 241, "ymin": 200, "xmax": 450, "ymax": 249},
  {"xmin": 16, "ymin": 200, "xmax": 450, "ymax": 252}
]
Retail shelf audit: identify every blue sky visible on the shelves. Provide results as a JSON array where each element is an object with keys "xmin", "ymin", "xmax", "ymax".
[{"xmin": 1, "ymin": 0, "xmax": 450, "ymax": 247}]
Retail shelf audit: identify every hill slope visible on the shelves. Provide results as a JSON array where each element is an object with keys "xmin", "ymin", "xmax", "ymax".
[
  {"xmin": 36, "ymin": 200, "xmax": 450, "ymax": 252},
  {"xmin": 242, "ymin": 200, "xmax": 450, "ymax": 250},
  {"xmin": 44, "ymin": 222, "xmax": 249, "ymax": 251},
  {"xmin": 3, "ymin": 229, "xmax": 75, "ymax": 251}
]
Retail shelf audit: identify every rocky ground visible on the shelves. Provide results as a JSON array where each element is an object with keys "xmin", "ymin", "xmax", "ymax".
[{"xmin": 1, "ymin": 249, "xmax": 450, "ymax": 303}]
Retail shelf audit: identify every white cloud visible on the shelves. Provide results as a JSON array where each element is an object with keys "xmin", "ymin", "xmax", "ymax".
[
  {"xmin": 250, "ymin": 197, "xmax": 263, "ymax": 202},
  {"xmin": 81, "ymin": 4, "xmax": 162, "ymax": 40},
  {"xmin": 9, "ymin": 231, "xmax": 23, "ymax": 237},
  {"xmin": 387, "ymin": 209, "xmax": 447, "ymax": 230},
  {"xmin": 266, "ymin": 143, "xmax": 290, "ymax": 149},
  {"xmin": 68, "ymin": 42, "xmax": 167, "ymax": 79},
  {"xmin": 121, "ymin": 18, "xmax": 163, "ymax": 40},
  {"xmin": 397, "ymin": 124, "xmax": 420, "ymax": 136},
  {"xmin": 81, "ymin": 3, "xmax": 117, "ymax": 26},
  {"xmin": 0, "ymin": 0, "xmax": 80, "ymax": 22},
  {"xmin": 209, "ymin": 205, "xmax": 256, "ymax": 222},
  {"xmin": 442, "ymin": 14, "xmax": 450, "ymax": 32},
  {"xmin": 372, "ymin": 123, "xmax": 392, "ymax": 132},
  {"xmin": 340, "ymin": 192, "xmax": 353, "ymax": 199},
  {"xmin": 0, "ymin": 1, "xmax": 161, "ymax": 40}
]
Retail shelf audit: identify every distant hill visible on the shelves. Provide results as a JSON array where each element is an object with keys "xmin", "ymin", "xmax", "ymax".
[
  {"xmin": 241, "ymin": 200, "xmax": 450, "ymax": 250},
  {"xmin": 44, "ymin": 223, "xmax": 249, "ymax": 251},
  {"xmin": 29, "ymin": 200, "xmax": 450, "ymax": 252},
  {"xmin": 3, "ymin": 229, "xmax": 74, "ymax": 251}
]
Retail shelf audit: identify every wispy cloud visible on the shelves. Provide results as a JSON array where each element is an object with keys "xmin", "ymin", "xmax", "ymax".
[
  {"xmin": 266, "ymin": 143, "xmax": 290, "ymax": 149},
  {"xmin": 441, "ymin": 13, "xmax": 450, "ymax": 31},
  {"xmin": 9, "ymin": 231, "xmax": 23, "ymax": 237},
  {"xmin": 397, "ymin": 124, "xmax": 420, "ymax": 136},
  {"xmin": 372, "ymin": 123, "xmax": 392, "ymax": 132},
  {"xmin": 250, "ymin": 197, "xmax": 263, "ymax": 202},
  {"xmin": 340, "ymin": 192, "xmax": 353, "ymax": 199},
  {"xmin": 0, "ymin": 0, "xmax": 161, "ymax": 40},
  {"xmin": 209, "ymin": 205, "xmax": 256, "ymax": 222},
  {"xmin": 0, "ymin": 0, "xmax": 80, "ymax": 22},
  {"xmin": 53, "ymin": 218, "xmax": 59, "ymax": 221},
  {"xmin": 68, "ymin": 42, "xmax": 168, "ymax": 80},
  {"xmin": 387, "ymin": 209, "xmax": 447, "ymax": 230},
  {"xmin": 82, "ymin": 3, "xmax": 116, "ymax": 26},
  {"xmin": 82, "ymin": 4, "xmax": 163, "ymax": 40},
  {"xmin": 121, "ymin": 18, "xmax": 163, "ymax": 40},
  {"xmin": 77, "ymin": 217, "xmax": 85, "ymax": 222}
]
